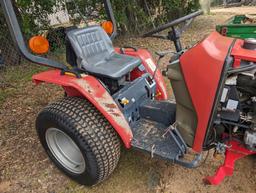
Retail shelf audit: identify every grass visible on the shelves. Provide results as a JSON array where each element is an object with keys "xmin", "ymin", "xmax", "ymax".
[{"xmin": 0, "ymin": 62, "xmax": 47, "ymax": 106}]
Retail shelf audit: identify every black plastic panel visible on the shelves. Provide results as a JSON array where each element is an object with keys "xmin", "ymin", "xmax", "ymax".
[
  {"xmin": 139, "ymin": 100, "xmax": 176, "ymax": 126},
  {"xmin": 113, "ymin": 74, "xmax": 156, "ymax": 125}
]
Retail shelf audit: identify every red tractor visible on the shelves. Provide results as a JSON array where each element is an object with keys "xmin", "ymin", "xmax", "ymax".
[{"xmin": 1, "ymin": 0, "xmax": 255, "ymax": 186}]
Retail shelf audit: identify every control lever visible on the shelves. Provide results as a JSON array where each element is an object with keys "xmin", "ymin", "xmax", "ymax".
[
  {"xmin": 153, "ymin": 50, "xmax": 175, "ymax": 79},
  {"xmin": 120, "ymin": 46, "xmax": 138, "ymax": 54},
  {"xmin": 155, "ymin": 50, "xmax": 176, "ymax": 58},
  {"xmin": 151, "ymin": 34, "xmax": 168, "ymax": 40}
]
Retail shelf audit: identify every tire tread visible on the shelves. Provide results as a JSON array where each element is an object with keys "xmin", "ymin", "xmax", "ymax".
[{"xmin": 38, "ymin": 97, "xmax": 120, "ymax": 184}]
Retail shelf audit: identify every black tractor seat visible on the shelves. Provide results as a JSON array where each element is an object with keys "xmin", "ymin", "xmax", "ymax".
[{"xmin": 67, "ymin": 26, "xmax": 141, "ymax": 79}]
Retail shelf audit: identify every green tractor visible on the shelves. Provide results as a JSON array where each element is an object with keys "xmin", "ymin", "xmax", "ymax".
[{"xmin": 216, "ymin": 14, "xmax": 256, "ymax": 39}]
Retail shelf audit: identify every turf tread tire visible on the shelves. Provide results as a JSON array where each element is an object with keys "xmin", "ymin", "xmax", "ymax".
[{"xmin": 36, "ymin": 97, "xmax": 121, "ymax": 185}]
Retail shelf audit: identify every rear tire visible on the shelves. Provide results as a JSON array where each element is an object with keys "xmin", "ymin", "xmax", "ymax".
[{"xmin": 36, "ymin": 97, "xmax": 121, "ymax": 186}]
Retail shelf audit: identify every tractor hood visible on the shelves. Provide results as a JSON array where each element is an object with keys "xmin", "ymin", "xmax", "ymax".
[{"xmin": 180, "ymin": 32, "xmax": 234, "ymax": 152}]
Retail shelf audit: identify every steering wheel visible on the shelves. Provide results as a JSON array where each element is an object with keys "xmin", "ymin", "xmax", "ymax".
[
  {"xmin": 143, "ymin": 10, "xmax": 203, "ymax": 53},
  {"xmin": 143, "ymin": 10, "xmax": 203, "ymax": 38}
]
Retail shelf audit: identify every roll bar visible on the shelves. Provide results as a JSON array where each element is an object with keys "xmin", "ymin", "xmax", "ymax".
[
  {"xmin": 104, "ymin": 0, "xmax": 118, "ymax": 40},
  {"xmin": 0, "ymin": 0, "xmax": 68, "ymax": 69},
  {"xmin": 0, "ymin": 0, "xmax": 117, "ymax": 70}
]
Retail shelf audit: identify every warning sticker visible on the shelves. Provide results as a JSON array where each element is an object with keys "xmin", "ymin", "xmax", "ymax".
[
  {"xmin": 226, "ymin": 99, "xmax": 239, "ymax": 111},
  {"xmin": 145, "ymin": 58, "xmax": 156, "ymax": 72}
]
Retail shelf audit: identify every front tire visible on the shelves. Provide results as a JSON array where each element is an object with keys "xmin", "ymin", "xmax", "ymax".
[{"xmin": 36, "ymin": 97, "xmax": 121, "ymax": 186}]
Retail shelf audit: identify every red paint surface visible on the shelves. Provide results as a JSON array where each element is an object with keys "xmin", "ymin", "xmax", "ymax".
[
  {"xmin": 115, "ymin": 48, "xmax": 168, "ymax": 100},
  {"xmin": 32, "ymin": 70, "xmax": 133, "ymax": 148},
  {"xmin": 180, "ymin": 32, "xmax": 234, "ymax": 152},
  {"xmin": 130, "ymin": 67, "xmax": 146, "ymax": 81},
  {"xmin": 205, "ymin": 140, "xmax": 256, "ymax": 185},
  {"xmin": 231, "ymin": 39, "xmax": 256, "ymax": 68}
]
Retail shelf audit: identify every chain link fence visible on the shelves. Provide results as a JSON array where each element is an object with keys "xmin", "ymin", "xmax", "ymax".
[
  {"xmin": 0, "ymin": 11, "xmax": 23, "ymax": 68},
  {"xmin": 0, "ymin": 1, "xmax": 104, "ymax": 69}
]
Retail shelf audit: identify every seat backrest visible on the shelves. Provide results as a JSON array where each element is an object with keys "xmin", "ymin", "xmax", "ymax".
[{"xmin": 67, "ymin": 26, "xmax": 115, "ymax": 69}]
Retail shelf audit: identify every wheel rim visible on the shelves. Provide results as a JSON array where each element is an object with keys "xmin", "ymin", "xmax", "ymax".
[{"xmin": 45, "ymin": 128, "xmax": 86, "ymax": 174}]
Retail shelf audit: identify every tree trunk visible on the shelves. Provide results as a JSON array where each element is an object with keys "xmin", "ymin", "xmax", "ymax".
[{"xmin": 200, "ymin": 0, "xmax": 210, "ymax": 14}]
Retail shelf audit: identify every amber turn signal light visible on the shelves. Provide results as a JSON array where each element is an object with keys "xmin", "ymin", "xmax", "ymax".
[
  {"xmin": 101, "ymin": 21, "xmax": 114, "ymax": 35},
  {"xmin": 29, "ymin": 36, "xmax": 49, "ymax": 54}
]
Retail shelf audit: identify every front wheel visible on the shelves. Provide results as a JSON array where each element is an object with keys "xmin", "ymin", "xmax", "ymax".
[{"xmin": 36, "ymin": 97, "xmax": 121, "ymax": 186}]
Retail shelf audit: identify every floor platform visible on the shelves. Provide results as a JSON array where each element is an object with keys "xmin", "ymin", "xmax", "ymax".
[{"xmin": 131, "ymin": 118, "xmax": 186, "ymax": 162}]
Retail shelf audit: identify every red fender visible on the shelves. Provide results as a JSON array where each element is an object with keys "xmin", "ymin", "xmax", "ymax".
[
  {"xmin": 32, "ymin": 70, "xmax": 133, "ymax": 148},
  {"xmin": 115, "ymin": 48, "xmax": 168, "ymax": 100}
]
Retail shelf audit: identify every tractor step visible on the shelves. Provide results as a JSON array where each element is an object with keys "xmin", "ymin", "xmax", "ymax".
[{"xmin": 131, "ymin": 119, "xmax": 186, "ymax": 162}]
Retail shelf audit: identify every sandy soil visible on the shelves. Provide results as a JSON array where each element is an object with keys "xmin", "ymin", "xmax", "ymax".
[
  {"xmin": 211, "ymin": 6, "xmax": 256, "ymax": 15},
  {"xmin": 0, "ymin": 6, "xmax": 256, "ymax": 193}
]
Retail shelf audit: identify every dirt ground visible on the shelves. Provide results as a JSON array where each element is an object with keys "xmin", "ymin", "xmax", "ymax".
[{"xmin": 0, "ymin": 6, "xmax": 256, "ymax": 193}]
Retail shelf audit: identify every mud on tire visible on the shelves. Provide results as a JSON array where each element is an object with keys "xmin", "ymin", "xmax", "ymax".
[{"xmin": 36, "ymin": 97, "xmax": 121, "ymax": 186}]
